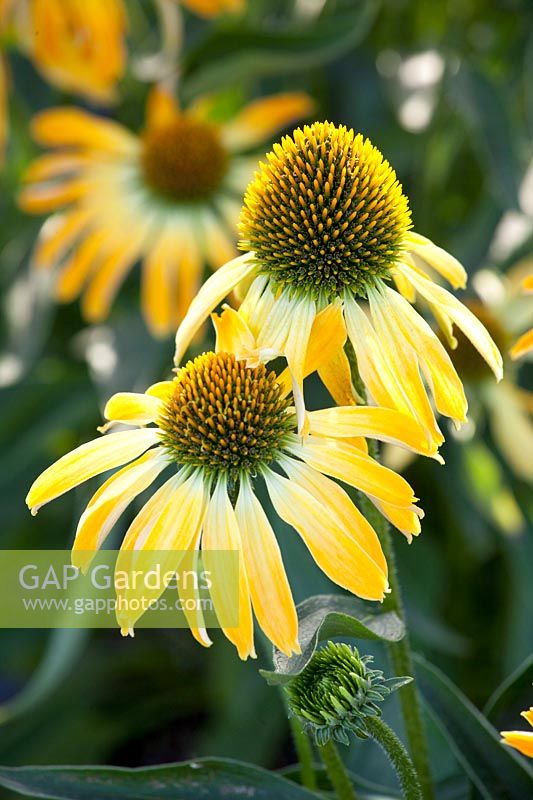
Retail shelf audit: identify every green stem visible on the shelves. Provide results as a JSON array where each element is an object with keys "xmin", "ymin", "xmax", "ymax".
[
  {"xmin": 366, "ymin": 716, "xmax": 423, "ymax": 800},
  {"xmin": 346, "ymin": 346, "xmax": 434, "ymax": 800},
  {"xmin": 288, "ymin": 714, "xmax": 317, "ymax": 791},
  {"xmin": 319, "ymin": 739, "xmax": 358, "ymax": 800}
]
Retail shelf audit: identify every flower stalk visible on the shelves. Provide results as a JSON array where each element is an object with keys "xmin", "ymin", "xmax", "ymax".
[
  {"xmin": 365, "ymin": 715, "xmax": 423, "ymax": 800},
  {"xmin": 319, "ymin": 739, "xmax": 358, "ymax": 800}
]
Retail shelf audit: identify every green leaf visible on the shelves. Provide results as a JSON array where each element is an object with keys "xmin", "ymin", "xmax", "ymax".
[
  {"xmin": 484, "ymin": 654, "xmax": 533, "ymax": 722},
  {"xmin": 260, "ymin": 594, "xmax": 405, "ymax": 686},
  {"xmin": 415, "ymin": 656, "xmax": 533, "ymax": 799},
  {"xmin": 282, "ymin": 763, "xmax": 401, "ymax": 799},
  {"xmin": 0, "ymin": 759, "xmax": 322, "ymax": 800},
  {"xmin": 182, "ymin": 0, "xmax": 378, "ymax": 99}
]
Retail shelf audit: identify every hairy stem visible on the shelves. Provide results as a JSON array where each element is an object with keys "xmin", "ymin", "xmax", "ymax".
[
  {"xmin": 319, "ymin": 739, "xmax": 358, "ymax": 800},
  {"xmin": 366, "ymin": 716, "xmax": 423, "ymax": 800}
]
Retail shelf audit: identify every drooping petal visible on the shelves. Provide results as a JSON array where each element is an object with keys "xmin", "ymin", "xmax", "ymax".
[
  {"xmin": 370, "ymin": 285, "xmax": 467, "ymax": 425},
  {"xmin": 72, "ymin": 448, "xmax": 169, "ymax": 571},
  {"xmin": 145, "ymin": 85, "xmax": 181, "ymax": 130},
  {"xmin": 344, "ymin": 294, "xmax": 444, "ymax": 450},
  {"xmin": 370, "ymin": 498, "xmax": 422, "ymax": 541},
  {"xmin": 405, "ymin": 231, "xmax": 467, "ymax": 289},
  {"xmin": 23, "ymin": 152, "xmax": 89, "ymax": 183},
  {"xmin": 116, "ymin": 470, "xmax": 207, "ymax": 634},
  {"xmin": 103, "ymin": 392, "xmax": 163, "ymax": 426},
  {"xmin": 174, "ymin": 252, "xmax": 257, "ymax": 365},
  {"xmin": 485, "ymin": 381, "xmax": 533, "ymax": 482},
  {"xmin": 55, "ymin": 228, "xmax": 107, "ymax": 301},
  {"xmin": 308, "ymin": 406, "xmax": 438, "ymax": 457},
  {"xmin": 202, "ymin": 477, "xmax": 255, "ymax": 660},
  {"xmin": 26, "ymin": 428, "xmax": 160, "ymax": 514},
  {"xmin": 221, "ymin": 93, "xmax": 314, "ymax": 151},
  {"xmin": 500, "ymin": 731, "xmax": 533, "ymax": 758},
  {"xmin": 264, "ymin": 467, "xmax": 388, "ymax": 601},
  {"xmin": 281, "ymin": 457, "xmax": 387, "ymax": 573},
  {"xmin": 283, "ymin": 295, "xmax": 316, "ymax": 433},
  {"xmin": 19, "ymin": 178, "xmax": 89, "ymax": 214},
  {"xmin": 290, "ymin": 437, "xmax": 418, "ymax": 510},
  {"xmin": 141, "ymin": 232, "xmax": 176, "ymax": 337},
  {"xmin": 235, "ymin": 477, "xmax": 299, "ymax": 656},
  {"xmin": 399, "ymin": 263, "xmax": 503, "ymax": 380}
]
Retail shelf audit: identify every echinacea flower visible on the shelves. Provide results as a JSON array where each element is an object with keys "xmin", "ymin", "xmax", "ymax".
[
  {"xmin": 501, "ymin": 708, "xmax": 533, "ymax": 758},
  {"xmin": 26, "ymin": 311, "xmax": 429, "ymax": 659},
  {"xmin": 19, "ymin": 87, "xmax": 313, "ymax": 336},
  {"xmin": 0, "ymin": 0, "xmax": 126, "ymax": 162},
  {"xmin": 174, "ymin": 122, "xmax": 503, "ymax": 443}
]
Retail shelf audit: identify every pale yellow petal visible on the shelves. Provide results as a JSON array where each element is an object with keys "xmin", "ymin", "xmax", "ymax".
[
  {"xmin": 485, "ymin": 381, "xmax": 533, "ymax": 482},
  {"xmin": 308, "ymin": 406, "xmax": 437, "ymax": 457},
  {"xmin": 72, "ymin": 448, "xmax": 169, "ymax": 571},
  {"xmin": 264, "ymin": 468, "xmax": 388, "ymax": 601},
  {"xmin": 33, "ymin": 208, "xmax": 91, "ymax": 271},
  {"xmin": 405, "ymin": 231, "xmax": 467, "ymax": 289},
  {"xmin": 202, "ymin": 478, "xmax": 255, "ymax": 660},
  {"xmin": 103, "ymin": 392, "xmax": 163, "ymax": 426},
  {"xmin": 292, "ymin": 437, "xmax": 417, "ymax": 509},
  {"xmin": 174, "ymin": 252, "xmax": 256, "ymax": 365},
  {"xmin": 26, "ymin": 428, "xmax": 160, "ymax": 514},
  {"xmin": 400, "ymin": 263, "xmax": 503, "ymax": 380},
  {"xmin": 281, "ymin": 458, "xmax": 387, "ymax": 573},
  {"xmin": 19, "ymin": 178, "xmax": 89, "ymax": 214},
  {"xmin": 235, "ymin": 477, "xmax": 299, "ymax": 656}
]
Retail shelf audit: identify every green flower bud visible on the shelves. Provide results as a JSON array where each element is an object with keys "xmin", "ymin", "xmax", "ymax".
[{"xmin": 285, "ymin": 642, "xmax": 411, "ymax": 746}]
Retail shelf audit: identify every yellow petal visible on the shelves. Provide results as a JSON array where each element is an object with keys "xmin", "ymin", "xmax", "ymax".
[
  {"xmin": 72, "ymin": 448, "xmax": 169, "ymax": 571},
  {"xmin": 235, "ymin": 477, "xmax": 299, "ymax": 657},
  {"xmin": 405, "ymin": 231, "xmax": 467, "ymax": 289},
  {"xmin": 174, "ymin": 252, "xmax": 256, "ymax": 365},
  {"xmin": 103, "ymin": 392, "xmax": 163, "ymax": 426},
  {"xmin": 55, "ymin": 228, "xmax": 107, "ymax": 302},
  {"xmin": 33, "ymin": 207, "xmax": 91, "ymax": 271},
  {"xmin": 264, "ymin": 467, "xmax": 388, "ymax": 601},
  {"xmin": 23, "ymin": 152, "xmax": 88, "ymax": 183},
  {"xmin": 308, "ymin": 406, "xmax": 437, "ymax": 457},
  {"xmin": 81, "ymin": 232, "xmax": 145, "ymax": 323},
  {"xmin": 293, "ymin": 437, "xmax": 417, "ymax": 509},
  {"xmin": 370, "ymin": 498, "xmax": 422, "ymax": 541},
  {"xmin": 522, "ymin": 708, "xmax": 533, "ymax": 727},
  {"xmin": 212, "ymin": 305, "xmax": 256, "ymax": 354},
  {"xmin": 370, "ymin": 285, "xmax": 467, "ymax": 425},
  {"xmin": 141, "ymin": 234, "xmax": 176, "ymax": 338},
  {"xmin": 510, "ymin": 328, "xmax": 533, "ymax": 360},
  {"xmin": 26, "ymin": 428, "xmax": 160, "ymax": 514},
  {"xmin": 18, "ymin": 178, "xmax": 89, "ymax": 214},
  {"xmin": 283, "ymin": 295, "xmax": 316, "ymax": 434},
  {"xmin": 31, "ymin": 108, "xmax": 137, "ymax": 153},
  {"xmin": 281, "ymin": 457, "xmax": 387, "ymax": 573},
  {"xmin": 486, "ymin": 381, "xmax": 533, "ymax": 482},
  {"xmin": 344, "ymin": 295, "xmax": 444, "ymax": 450},
  {"xmin": 176, "ymin": 540, "xmax": 213, "ymax": 650},
  {"xmin": 400, "ymin": 263, "xmax": 503, "ymax": 380},
  {"xmin": 221, "ymin": 92, "xmax": 314, "ymax": 151},
  {"xmin": 146, "ymin": 381, "xmax": 174, "ymax": 401},
  {"xmin": 145, "ymin": 85, "xmax": 181, "ymax": 130},
  {"xmin": 202, "ymin": 478, "xmax": 255, "ymax": 660},
  {"xmin": 200, "ymin": 209, "xmax": 237, "ymax": 271},
  {"xmin": 500, "ymin": 731, "xmax": 533, "ymax": 758},
  {"xmin": 116, "ymin": 471, "xmax": 207, "ymax": 633}
]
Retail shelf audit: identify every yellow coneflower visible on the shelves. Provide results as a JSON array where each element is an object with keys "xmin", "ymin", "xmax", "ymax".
[
  {"xmin": 174, "ymin": 121, "xmax": 503, "ymax": 443},
  {"xmin": 510, "ymin": 275, "xmax": 533, "ymax": 360},
  {"xmin": 26, "ymin": 310, "xmax": 430, "ymax": 659},
  {"xmin": 19, "ymin": 87, "xmax": 313, "ymax": 336},
  {"xmin": 501, "ymin": 708, "xmax": 533, "ymax": 758},
  {"xmin": 0, "ymin": 0, "xmax": 127, "ymax": 163}
]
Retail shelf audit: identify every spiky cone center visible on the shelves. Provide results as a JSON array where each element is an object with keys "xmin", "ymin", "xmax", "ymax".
[
  {"xmin": 157, "ymin": 352, "xmax": 293, "ymax": 478},
  {"xmin": 441, "ymin": 301, "xmax": 509, "ymax": 382},
  {"xmin": 239, "ymin": 121, "xmax": 412, "ymax": 301},
  {"xmin": 141, "ymin": 117, "xmax": 229, "ymax": 201},
  {"xmin": 286, "ymin": 642, "xmax": 398, "ymax": 746}
]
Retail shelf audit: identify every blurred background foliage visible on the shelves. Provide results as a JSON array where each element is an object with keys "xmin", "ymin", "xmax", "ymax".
[{"xmin": 0, "ymin": 0, "xmax": 532, "ymax": 797}]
